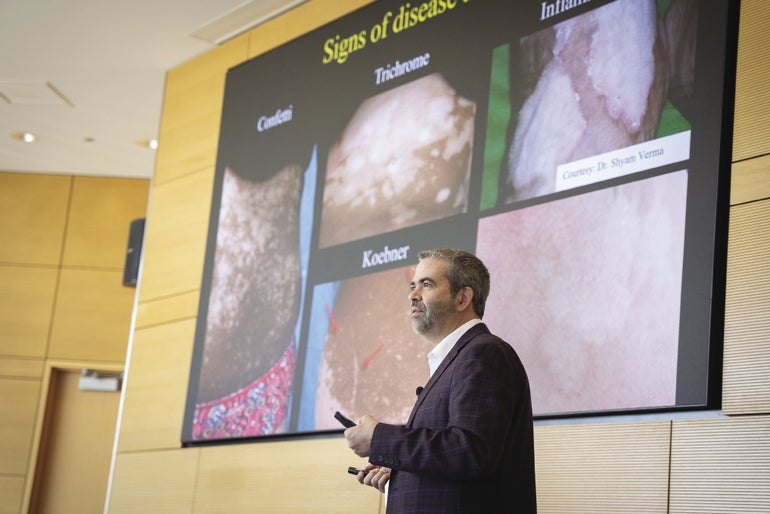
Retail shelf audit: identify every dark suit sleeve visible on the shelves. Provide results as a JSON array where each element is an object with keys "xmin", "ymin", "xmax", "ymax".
[{"xmin": 369, "ymin": 333, "xmax": 530, "ymax": 481}]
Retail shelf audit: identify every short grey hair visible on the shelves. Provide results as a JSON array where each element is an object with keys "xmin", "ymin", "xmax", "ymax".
[{"xmin": 417, "ymin": 249, "xmax": 490, "ymax": 318}]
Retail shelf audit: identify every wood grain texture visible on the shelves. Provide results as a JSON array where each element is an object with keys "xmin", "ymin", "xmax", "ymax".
[
  {"xmin": 137, "ymin": 168, "xmax": 214, "ymax": 302},
  {"xmin": 135, "ymin": 290, "xmax": 200, "ymax": 330},
  {"xmin": 0, "ymin": 265, "xmax": 58, "ymax": 358},
  {"xmin": 0, "ymin": 172, "xmax": 70, "ymax": 266},
  {"xmin": 0, "ymin": 378, "xmax": 41, "ymax": 475},
  {"xmin": 733, "ymin": 0, "xmax": 770, "ymax": 161},
  {"xmin": 155, "ymin": 35, "xmax": 250, "ymax": 186},
  {"xmin": 534, "ymin": 421, "xmax": 670, "ymax": 514},
  {"xmin": 0, "ymin": 476, "xmax": 24, "ymax": 514},
  {"xmin": 0, "ymin": 357, "xmax": 44, "ymax": 379},
  {"xmin": 723, "ymin": 199, "xmax": 770, "ymax": 415},
  {"xmin": 48, "ymin": 268, "xmax": 136, "ymax": 363},
  {"xmin": 62, "ymin": 176, "xmax": 149, "ymax": 269},
  {"xmin": 107, "ymin": 448, "xmax": 199, "ymax": 514},
  {"xmin": 194, "ymin": 437, "xmax": 379, "ymax": 514},
  {"xmin": 670, "ymin": 416, "xmax": 770, "ymax": 514},
  {"xmin": 117, "ymin": 319, "xmax": 196, "ymax": 452},
  {"xmin": 731, "ymin": 154, "xmax": 770, "ymax": 206}
]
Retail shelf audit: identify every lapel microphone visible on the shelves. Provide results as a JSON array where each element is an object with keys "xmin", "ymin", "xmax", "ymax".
[{"xmin": 416, "ymin": 386, "xmax": 424, "ymax": 395}]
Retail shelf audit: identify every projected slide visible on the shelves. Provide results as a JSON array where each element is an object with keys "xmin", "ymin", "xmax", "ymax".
[{"xmin": 182, "ymin": 0, "xmax": 736, "ymax": 443}]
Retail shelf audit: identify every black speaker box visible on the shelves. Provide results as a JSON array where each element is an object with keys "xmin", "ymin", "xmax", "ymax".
[{"xmin": 123, "ymin": 217, "xmax": 146, "ymax": 287}]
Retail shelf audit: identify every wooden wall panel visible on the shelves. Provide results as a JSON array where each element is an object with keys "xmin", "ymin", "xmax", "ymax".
[
  {"xmin": 533, "ymin": 421, "xmax": 670, "ymax": 514},
  {"xmin": 107, "ymin": 448, "xmax": 199, "ymax": 514},
  {"xmin": 138, "ymin": 168, "xmax": 214, "ymax": 302},
  {"xmin": 733, "ymin": 0, "xmax": 770, "ymax": 162},
  {"xmin": 0, "ymin": 173, "xmax": 71, "ymax": 266},
  {"xmin": 0, "ymin": 476, "xmax": 24, "ymax": 514},
  {"xmin": 162, "ymin": 33, "xmax": 248, "ymax": 113},
  {"xmin": 731, "ymin": 155, "xmax": 770, "ymax": 206},
  {"xmin": 135, "ymin": 290, "xmax": 199, "ymax": 330},
  {"xmin": 193, "ymin": 437, "xmax": 378, "ymax": 514},
  {"xmin": 48, "ymin": 269, "xmax": 135, "ymax": 362},
  {"xmin": 62, "ymin": 177, "xmax": 149, "ymax": 269},
  {"xmin": 246, "ymin": 0, "xmax": 374, "ymax": 58},
  {"xmin": 723, "ymin": 199, "xmax": 770, "ymax": 415},
  {"xmin": 670, "ymin": 416, "xmax": 770, "ymax": 513},
  {"xmin": 117, "ymin": 318, "xmax": 196, "ymax": 452},
  {"xmin": 154, "ymin": 104, "xmax": 223, "ymax": 184},
  {"xmin": 0, "ymin": 378, "xmax": 41, "ymax": 475},
  {"xmin": 154, "ymin": 35, "xmax": 250, "ymax": 186},
  {"xmin": 0, "ymin": 266, "xmax": 58, "ymax": 358},
  {"xmin": 0, "ymin": 357, "xmax": 44, "ymax": 379}
]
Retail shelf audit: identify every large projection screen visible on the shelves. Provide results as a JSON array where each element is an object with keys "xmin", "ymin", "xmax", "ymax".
[{"xmin": 181, "ymin": 0, "xmax": 738, "ymax": 444}]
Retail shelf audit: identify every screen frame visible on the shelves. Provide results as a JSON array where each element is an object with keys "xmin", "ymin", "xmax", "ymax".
[{"xmin": 181, "ymin": 0, "xmax": 741, "ymax": 445}]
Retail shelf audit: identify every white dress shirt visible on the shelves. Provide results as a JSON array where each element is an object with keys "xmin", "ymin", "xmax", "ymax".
[{"xmin": 427, "ymin": 318, "xmax": 482, "ymax": 377}]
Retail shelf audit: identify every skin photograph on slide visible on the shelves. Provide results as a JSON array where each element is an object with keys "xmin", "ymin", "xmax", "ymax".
[
  {"xmin": 318, "ymin": 72, "xmax": 476, "ymax": 249},
  {"xmin": 299, "ymin": 265, "xmax": 429, "ymax": 431},
  {"xmin": 476, "ymin": 170, "xmax": 688, "ymax": 415},
  {"xmin": 481, "ymin": 0, "xmax": 699, "ymax": 209},
  {"xmin": 188, "ymin": 148, "xmax": 318, "ymax": 441}
]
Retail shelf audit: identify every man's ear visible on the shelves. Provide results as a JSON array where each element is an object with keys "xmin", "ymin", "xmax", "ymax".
[{"xmin": 456, "ymin": 286, "xmax": 474, "ymax": 312}]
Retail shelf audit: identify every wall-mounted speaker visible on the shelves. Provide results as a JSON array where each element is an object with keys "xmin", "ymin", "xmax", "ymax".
[{"xmin": 123, "ymin": 217, "xmax": 146, "ymax": 287}]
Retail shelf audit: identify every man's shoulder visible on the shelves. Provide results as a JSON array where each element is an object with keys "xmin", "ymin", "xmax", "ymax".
[
  {"xmin": 463, "ymin": 323, "xmax": 507, "ymax": 346},
  {"xmin": 462, "ymin": 324, "xmax": 525, "ymax": 366}
]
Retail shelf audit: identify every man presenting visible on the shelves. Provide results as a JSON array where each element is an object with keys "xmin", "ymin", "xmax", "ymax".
[{"xmin": 344, "ymin": 248, "xmax": 537, "ymax": 513}]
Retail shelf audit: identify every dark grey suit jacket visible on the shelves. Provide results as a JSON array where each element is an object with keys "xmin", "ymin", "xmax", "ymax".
[{"xmin": 369, "ymin": 323, "xmax": 537, "ymax": 513}]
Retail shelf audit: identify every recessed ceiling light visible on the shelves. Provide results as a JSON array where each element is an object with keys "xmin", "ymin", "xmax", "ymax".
[
  {"xmin": 10, "ymin": 131, "xmax": 36, "ymax": 143},
  {"xmin": 135, "ymin": 138, "xmax": 158, "ymax": 150}
]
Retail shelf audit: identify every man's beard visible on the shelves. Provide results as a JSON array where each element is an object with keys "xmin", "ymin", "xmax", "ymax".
[{"xmin": 411, "ymin": 297, "xmax": 455, "ymax": 335}]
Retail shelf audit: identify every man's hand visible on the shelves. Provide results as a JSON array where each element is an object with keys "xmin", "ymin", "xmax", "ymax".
[
  {"xmin": 343, "ymin": 414, "xmax": 378, "ymax": 457},
  {"xmin": 360, "ymin": 464, "xmax": 391, "ymax": 493}
]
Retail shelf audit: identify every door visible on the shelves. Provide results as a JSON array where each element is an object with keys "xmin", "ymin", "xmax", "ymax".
[{"xmin": 29, "ymin": 368, "xmax": 121, "ymax": 514}]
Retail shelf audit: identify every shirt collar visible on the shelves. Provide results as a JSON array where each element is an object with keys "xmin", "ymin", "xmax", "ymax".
[{"xmin": 427, "ymin": 318, "xmax": 482, "ymax": 377}]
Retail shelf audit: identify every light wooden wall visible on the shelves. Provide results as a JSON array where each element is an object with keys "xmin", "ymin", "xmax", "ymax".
[
  {"xmin": 0, "ymin": 173, "xmax": 149, "ymax": 514},
  {"xmin": 102, "ymin": 0, "xmax": 770, "ymax": 512}
]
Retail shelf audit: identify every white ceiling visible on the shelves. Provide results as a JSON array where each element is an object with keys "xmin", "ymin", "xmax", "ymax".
[{"xmin": 0, "ymin": 0, "xmax": 304, "ymax": 179}]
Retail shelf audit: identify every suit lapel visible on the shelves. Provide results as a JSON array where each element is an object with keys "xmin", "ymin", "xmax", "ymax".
[{"xmin": 406, "ymin": 323, "xmax": 489, "ymax": 426}]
